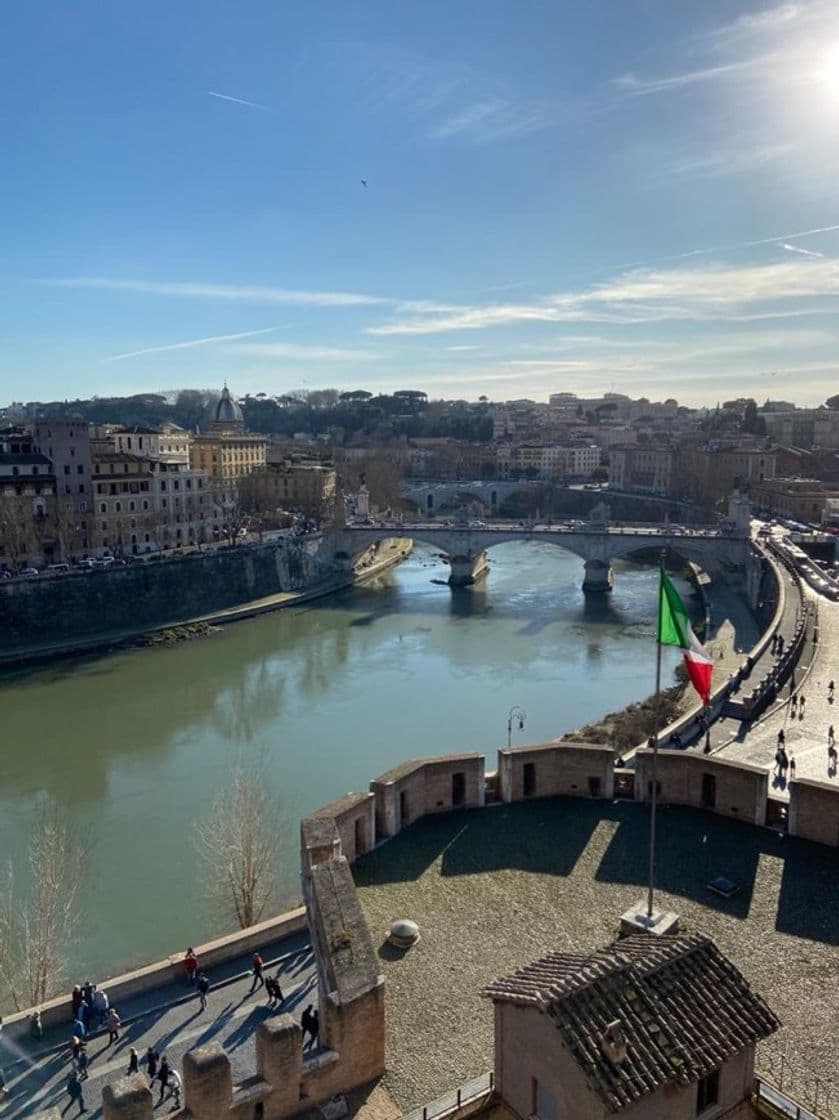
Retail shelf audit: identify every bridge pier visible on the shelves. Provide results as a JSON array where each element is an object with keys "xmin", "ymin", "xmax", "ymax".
[
  {"xmin": 448, "ymin": 551, "xmax": 489, "ymax": 587},
  {"xmin": 582, "ymin": 558, "xmax": 613, "ymax": 594}
]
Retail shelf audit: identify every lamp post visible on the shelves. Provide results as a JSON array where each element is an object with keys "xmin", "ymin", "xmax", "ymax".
[{"xmin": 507, "ymin": 706, "xmax": 527, "ymax": 749}]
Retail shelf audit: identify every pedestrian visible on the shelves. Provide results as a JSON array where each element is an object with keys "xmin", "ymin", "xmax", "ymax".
[
  {"xmin": 771, "ymin": 633, "xmax": 778, "ymax": 655},
  {"xmin": 128, "ymin": 1048, "xmax": 139, "ymax": 1075},
  {"xmin": 30, "ymin": 1011, "xmax": 44, "ymax": 1041},
  {"xmin": 780, "ymin": 748, "xmax": 788, "ymax": 776},
  {"xmin": 197, "ymin": 971, "xmax": 210, "ymax": 1011},
  {"xmin": 157, "ymin": 1055, "xmax": 171, "ymax": 1102},
  {"xmin": 146, "ymin": 1047, "xmax": 158, "ymax": 1083},
  {"xmin": 774, "ymin": 748, "xmax": 782, "ymax": 773},
  {"xmin": 92, "ymin": 987, "xmax": 109, "ymax": 1030},
  {"xmin": 184, "ymin": 948, "xmax": 198, "ymax": 986},
  {"xmin": 308, "ymin": 1009, "xmax": 319, "ymax": 1049},
  {"xmin": 791, "ymin": 694, "xmax": 797, "ymax": 714},
  {"xmin": 249, "ymin": 951, "xmax": 265, "ymax": 993},
  {"xmin": 72, "ymin": 1015, "xmax": 86, "ymax": 1039},
  {"xmin": 72, "ymin": 986, "xmax": 83, "ymax": 1019},
  {"xmin": 66, "ymin": 1070, "xmax": 87, "ymax": 1115},
  {"xmin": 790, "ymin": 756, "xmax": 796, "ymax": 779},
  {"xmin": 777, "ymin": 728, "xmax": 785, "ymax": 747},
  {"xmin": 106, "ymin": 1007, "xmax": 121, "ymax": 1045},
  {"xmin": 800, "ymin": 695, "xmax": 806, "ymax": 716},
  {"xmin": 81, "ymin": 981, "xmax": 94, "ymax": 1008},
  {"xmin": 77, "ymin": 1046, "xmax": 89, "ymax": 1081},
  {"xmin": 168, "ymin": 1068, "xmax": 182, "ymax": 1109},
  {"xmin": 829, "ymin": 725, "xmax": 835, "ymax": 747},
  {"xmin": 829, "ymin": 680, "xmax": 835, "ymax": 700},
  {"xmin": 79, "ymin": 1000, "xmax": 92, "ymax": 1032},
  {"xmin": 269, "ymin": 976, "xmax": 284, "ymax": 1006},
  {"xmin": 301, "ymin": 1005, "xmax": 314, "ymax": 1046},
  {"xmin": 71, "ymin": 1036, "xmax": 83, "ymax": 1063}
]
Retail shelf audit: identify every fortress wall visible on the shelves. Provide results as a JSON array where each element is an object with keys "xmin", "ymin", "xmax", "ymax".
[
  {"xmin": 498, "ymin": 742, "xmax": 614, "ymax": 803},
  {"xmin": 314, "ymin": 792, "xmax": 376, "ymax": 862},
  {"xmin": 370, "ymin": 753, "xmax": 485, "ymax": 839},
  {"xmin": 788, "ymin": 778, "xmax": 839, "ymax": 847},
  {"xmin": 634, "ymin": 749, "xmax": 768, "ymax": 825}
]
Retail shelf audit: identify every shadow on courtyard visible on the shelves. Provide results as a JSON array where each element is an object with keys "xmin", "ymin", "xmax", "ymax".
[{"xmin": 353, "ymin": 798, "xmax": 839, "ymax": 945}]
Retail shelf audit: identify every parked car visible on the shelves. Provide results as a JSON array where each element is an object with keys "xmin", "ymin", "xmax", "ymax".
[
  {"xmin": 19, "ymin": 567, "xmax": 39, "ymax": 577},
  {"xmin": 47, "ymin": 563, "xmax": 71, "ymax": 574}
]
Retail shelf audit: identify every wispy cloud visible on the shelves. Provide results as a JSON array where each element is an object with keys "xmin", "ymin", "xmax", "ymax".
[
  {"xmin": 701, "ymin": 3, "xmax": 801, "ymax": 48},
  {"xmin": 207, "ymin": 90, "xmax": 268, "ymax": 111},
  {"xmin": 39, "ymin": 277, "xmax": 388, "ymax": 307},
  {"xmin": 232, "ymin": 342, "xmax": 380, "ymax": 361},
  {"xmin": 366, "ymin": 257, "xmax": 839, "ymax": 335},
  {"xmin": 613, "ymin": 55, "xmax": 772, "ymax": 97},
  {"xmin": 106, "ymin": 325, "xmax": 286, "ymax": 362},
  {"xmin": 669, "ymin": 143, "xmax": 793, "ymax": 180},
  {"xmin": 444, "ymin": 345, "xmax": 481, "ymax": 352},
  {"xmin": 780, "ymin": 242, "xmax": 824, "ymax": 258},
  {"xmin": 430, "ymin": 97, "xmax": 555, "ymax": 142}
]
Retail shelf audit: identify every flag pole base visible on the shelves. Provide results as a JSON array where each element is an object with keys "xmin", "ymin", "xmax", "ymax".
[{"xmin": 618, "ymin": 900, "xmax": 680, "ymax": 940}]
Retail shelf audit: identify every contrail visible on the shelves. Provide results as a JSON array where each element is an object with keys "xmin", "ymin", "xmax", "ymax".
[
  {"xmin": 105, "ymin": 325, "xmax": 284, "ymax": 362},
  {"xmin": 780, "ymin": 242, "xmax": 824, "ymax": 258},
  {"xmin": 207, "ymin": 90, "xmax": 268, "ymax": 111},
  {"xmin": 613, "ymin": 222, "xmax": 839, "ymax": 271}
]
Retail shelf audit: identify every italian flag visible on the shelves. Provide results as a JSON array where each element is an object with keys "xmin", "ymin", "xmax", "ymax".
[{"xmin": 658, "ymin": 570, "xmax": 713, "ymax": 704}]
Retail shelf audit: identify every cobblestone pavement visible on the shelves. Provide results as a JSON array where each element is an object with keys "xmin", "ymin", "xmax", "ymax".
[
  {"xmin": 1, "ymin": 932, "xmax": 316, "ymax": 1119},
  {"xmin": 354, "ymin": 799, "xmax": 839, "ymax": 1114},
  {"xmin": 714, "ymin": 593, "xmax": 837, "ymax": 792}
]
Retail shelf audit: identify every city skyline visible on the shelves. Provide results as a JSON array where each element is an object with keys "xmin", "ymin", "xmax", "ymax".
[{"xmin": 5, "ymin": 1, "xmax": 839, "ymax": 405}]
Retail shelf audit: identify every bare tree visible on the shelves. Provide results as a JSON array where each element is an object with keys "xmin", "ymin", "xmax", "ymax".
[
  {"xmin": 0, "ymin": 799, "xmax": 91, "ymax": 1010},
  {"xmin": 194, "ymin": 770, "xmax": 281, "ymax": 930},
  {"xmin": 0, "ymin": 494, "xmax": 38, "ymax": 570}
]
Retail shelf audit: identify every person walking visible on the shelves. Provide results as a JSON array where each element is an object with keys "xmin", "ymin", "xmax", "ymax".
[
  {"xmin": 128, "ymin": 1048, "xmax": 139, "ymax": 1075},
  {"xmin": 308, "ymin": 1009, "xmax": 319, "ymax": 1050},
  {"xmin": 92, "ymin": 987, "xmax": 109, "ymax": 1030},
  {"xmin": 168, "ymin": 1068, "xmax": 182, "ymax": 1109},
  {"xmin": 799, "ymin": 695, "xmax": 806, "ymax": 717},
  {"xmin": 777, "ymin": 728, "xmax": 785, "ymax": 748},
  {"xmin": 157, "ymin": 1055, "xmax": 171, "ymax": 1103},
  {"xmin": 106, "ymin": 1007, "xmax": 121, "ymax": 1045},
  {"xmin": 184, "ymin": 948, "xmax": 198, "ymax": 986},
  {"xmin": 72, "ymin": 986, "xmax": 83, "ymax": 1019},
  {"xmin": 301, "ymin": 1005, "xmax": 314, "ymax": 1047},
  {"xmin": 829, "ymin": 724, "xmax": 835, "ymax": 747},
  {"xmin": 791, "ymin": 694, "xmax": 797, "ymax": 715},
  {"xmin": 72, "ymin": 1015, "xmax": 86, "ymax": 1039},
  {"xmin": 146, "ymin": 1047, "xmax": 158, "ymax": 1084},
  {"xmin": 197, "ymin": 971, "xmax": 210, "ymax": 1011},
  {"xmin": 789, "ymin": 756, "xmax": 796, "ymax": 780},
  {"xmin": 249, "ymin": 951, "xmax": 265, "ymax": 993},
  {"xmin": 81, "ymin": 981, "xmax": 94, "ymax": 1009},
  {"xmin": 76, "ymin": 1046, "xmax": 89, "ymax": 1081},
  {"xmin": 65, "ymin": 1070, "xmax": 87, "ymax": 1115}
]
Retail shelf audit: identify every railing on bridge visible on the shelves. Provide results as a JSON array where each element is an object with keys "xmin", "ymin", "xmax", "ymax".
[{"xmin": 404, "ymin": 1073, "xmax": 495, "ymax": 1120}]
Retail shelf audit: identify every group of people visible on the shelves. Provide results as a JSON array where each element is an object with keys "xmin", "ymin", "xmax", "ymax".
[
  {"xmin": 184, "ymin": 948, "xmax": 212, "ymax": 1010},
  {"xmin": 71, "ymin": 981, "xmax": 121, "ymax": 1042},
  {"xmin": 771, "ymin": 633, "xmax": 786, "ymax": 657},
  {"xmin": 128, "ymin": 1047, "xmax": 182, "ymax": 1106},
  {"xmin": 774, "ymin": 732, "xmax": 795, "ymax": 780}
]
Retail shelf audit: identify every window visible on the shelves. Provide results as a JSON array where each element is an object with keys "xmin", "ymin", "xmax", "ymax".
[
  {"xmin": 129, "ymin": 500, "xmax": 136, "ymax": 511},
  {"xmin": 115, "ymin": 501, "xmax": 122, "ymax": 512},
  {"xmin": 696, "ymin": 1069, "xmax": 719, "ymax": 1114},
  {"xmin": 110, "ymin": 484, "xmax": 116, "ymax": 495},
  {"xmin": 100, "ymin": 503, "xmax": 107, "ymax": 513},
  {"xmin": 531, "ymin": 1078, "xmax": 556, "ymax": 1120},
  {"xmin": 64, "ymin": 464, "xmax": 70, "ymax": 475},
  {"xmin": 79, "ymin": 483, "xmax": 85, "ymax": 493},
  {"xmin": 77, "ymin": 464, "xmax": 84, "ymax": 474}
]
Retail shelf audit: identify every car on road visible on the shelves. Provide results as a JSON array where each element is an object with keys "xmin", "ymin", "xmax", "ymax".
[{"xmin": 19, "ymin": 567, "xmax": 39, "ymax": 577}]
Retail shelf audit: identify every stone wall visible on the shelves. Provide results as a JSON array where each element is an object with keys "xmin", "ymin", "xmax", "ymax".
[
  {"xmin": 788, "ymin": 778, "xmax": 839, "ymax": 847},
  {"xmin": 314, "ymin": 792, "xmax": 376, "ymax": 863},
  {"xmin": 634, "ymin": 750, "xmax": 768, "ymax": 826},
  {"xmin": 498, "ymin": 742, "xmax": 615, "ymax": 803},
  {"xmin": 370, "ymin": 753, "xmax": 485, "ymax": 839},
  {"xmin": 0, "ymin": 539, "xmax": 324, "ymax": 657}
]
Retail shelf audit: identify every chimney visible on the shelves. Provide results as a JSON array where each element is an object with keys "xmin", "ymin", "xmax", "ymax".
[{"xmin": 601, "ymin": 1020, "xmax": 628, "ymax": 1067}]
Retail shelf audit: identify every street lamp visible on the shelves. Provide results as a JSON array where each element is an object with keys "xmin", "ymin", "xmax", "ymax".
[{"xmin": 507, "ymin": 705, "xmax": 527, "ymax": 749}]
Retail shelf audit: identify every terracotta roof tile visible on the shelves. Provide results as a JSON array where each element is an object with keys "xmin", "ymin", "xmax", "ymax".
[{"xmin": 484, "ymin": 933, "xmax": 779, "ymax": 1112}]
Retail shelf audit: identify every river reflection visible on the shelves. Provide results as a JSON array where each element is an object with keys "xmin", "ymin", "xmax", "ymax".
[{"xmin": 0, "ymin": 542, "xmax": 706, "ymax": 980}]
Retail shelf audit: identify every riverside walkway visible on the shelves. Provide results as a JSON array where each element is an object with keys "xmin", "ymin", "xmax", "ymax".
[{"xmin": 1, "ymin": 930, "xmax": 315, "ymax": 1119}]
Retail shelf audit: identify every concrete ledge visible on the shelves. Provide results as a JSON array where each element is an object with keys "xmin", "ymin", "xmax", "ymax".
[{"xmin": 4, "ymin": 905, "xmax": 307, "ymax": 1041}]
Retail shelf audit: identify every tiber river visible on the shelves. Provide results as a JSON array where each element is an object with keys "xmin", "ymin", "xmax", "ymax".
[{"xmin": 0, "ymin": 542, "xmax": 744, "ymax": 984}]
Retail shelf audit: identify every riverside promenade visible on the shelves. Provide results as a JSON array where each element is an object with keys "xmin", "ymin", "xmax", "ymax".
[{"xmin": 1, "ymin": 930, "xmax": 315, "ymax": 1119}]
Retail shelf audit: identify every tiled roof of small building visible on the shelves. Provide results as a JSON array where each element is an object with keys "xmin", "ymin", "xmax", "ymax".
[{"xmin": 484, "ymin": 933, "xmax": 779, "ymax": 1113}]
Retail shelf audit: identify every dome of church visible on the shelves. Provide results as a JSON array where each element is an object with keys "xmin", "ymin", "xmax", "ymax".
[{"xmin": 214, "ymin": 384, "xmax": 244, "ymax": 425}]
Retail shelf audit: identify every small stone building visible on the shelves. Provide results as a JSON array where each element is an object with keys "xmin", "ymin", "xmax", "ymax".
[{"xmin": 484, "ymin": 933, "xmax": 779, "ymax": 1119}]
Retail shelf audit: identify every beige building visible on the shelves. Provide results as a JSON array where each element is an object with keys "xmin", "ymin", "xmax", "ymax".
[
  {"xmin": 608, "ymin": 445, "xmax": 674, "ymax": 495},
  {"xmin": 189, "ymin": 385, "xmax": 267, "ymax": 483},
  {"xmin": 677, "ymin": 443, "xmax": 775, "ymax": 508},
  {"xmin": 750, "ymin": 477, "xmax": 839, "ymax": 524},
  {"xmin": 0, "ymin": 426, "xmax": 58, "ymax": 568},
  {"xmin": 486, "ymin": 932, "xmax": 778, "ymax": 1120},
  {"xmin": 92, "ymin": 449, "xmax": 154, "ymax": 555},
  {"xmin": 246, "ymin": 454, "xmax": 336, "ymax": 522}
]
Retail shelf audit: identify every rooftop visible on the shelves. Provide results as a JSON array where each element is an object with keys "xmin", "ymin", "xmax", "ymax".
[
  {"xmin": 352, "ymin": 798, "xmax": 839, "ymax": 1114},
  {"xmin": 485, "ymin": 933, "xmax": 778, "ymax": 1111}
]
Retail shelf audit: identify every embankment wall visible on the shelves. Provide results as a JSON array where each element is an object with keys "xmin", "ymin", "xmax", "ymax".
[{"xmin": 0, "ymin": 540, "xmax": 325, "ymax": 656}]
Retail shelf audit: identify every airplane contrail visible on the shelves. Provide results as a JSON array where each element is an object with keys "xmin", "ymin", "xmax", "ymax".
[
  {"xmin": 207, "ymin": 90, "xmax": 268, "ymax": 111},
  {"xmin": 105, "ymin": 325, "xmax": 284, "ymax": 362},
  {"xmin": 780, "ymin": 242, "xmax": 824, "ymax": 258}
]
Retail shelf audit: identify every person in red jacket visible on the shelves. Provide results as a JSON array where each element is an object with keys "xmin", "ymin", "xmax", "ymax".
[
  {"xmin": 184, "ymin": 948, "xmax": 198, "ymax": 986},
  {"xmin": 249, "ymin": 951, "xmax": 265, "ymax": 993}
]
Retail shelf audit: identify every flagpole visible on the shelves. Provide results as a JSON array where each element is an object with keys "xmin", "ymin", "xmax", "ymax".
[{"xmin": 647, "ymin": 560, "xmax": 664, "ymax": 920}]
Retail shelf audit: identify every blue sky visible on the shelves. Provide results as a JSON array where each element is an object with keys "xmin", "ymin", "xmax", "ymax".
[{"xmin": 4, "ymin": 0, "xmax": 839, "ymax": 407}]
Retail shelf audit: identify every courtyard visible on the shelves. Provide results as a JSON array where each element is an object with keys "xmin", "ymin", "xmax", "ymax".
[{"xmin": 353, "ymin": 797, "xmax": 839, "ymax": 1114}]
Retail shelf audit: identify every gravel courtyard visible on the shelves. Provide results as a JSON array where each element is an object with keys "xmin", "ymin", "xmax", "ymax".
[{"xmin": 353, "ymin": 798, "xmax": 839, "ymax": 1114}]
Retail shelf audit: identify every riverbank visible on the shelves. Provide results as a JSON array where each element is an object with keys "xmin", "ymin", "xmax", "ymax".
[{"xmin": 0, "ymin": 538, "xmax": 412, "ymax": 667}]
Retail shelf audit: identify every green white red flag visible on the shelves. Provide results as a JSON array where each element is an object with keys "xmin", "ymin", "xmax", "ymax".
[{"xmin": 657, "ymin": 570, "xmax": 713, "ymax": 704}]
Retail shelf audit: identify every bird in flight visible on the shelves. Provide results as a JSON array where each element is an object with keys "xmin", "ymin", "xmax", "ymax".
[{"xmin": 361, "ymin": 179, "xmax": 368, "ymax": 188}]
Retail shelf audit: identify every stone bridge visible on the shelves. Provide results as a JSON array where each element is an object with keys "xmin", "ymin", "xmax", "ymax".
[{"xmin": 333, "ymin": 521, "xmax": 755, "ymax": 593}]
